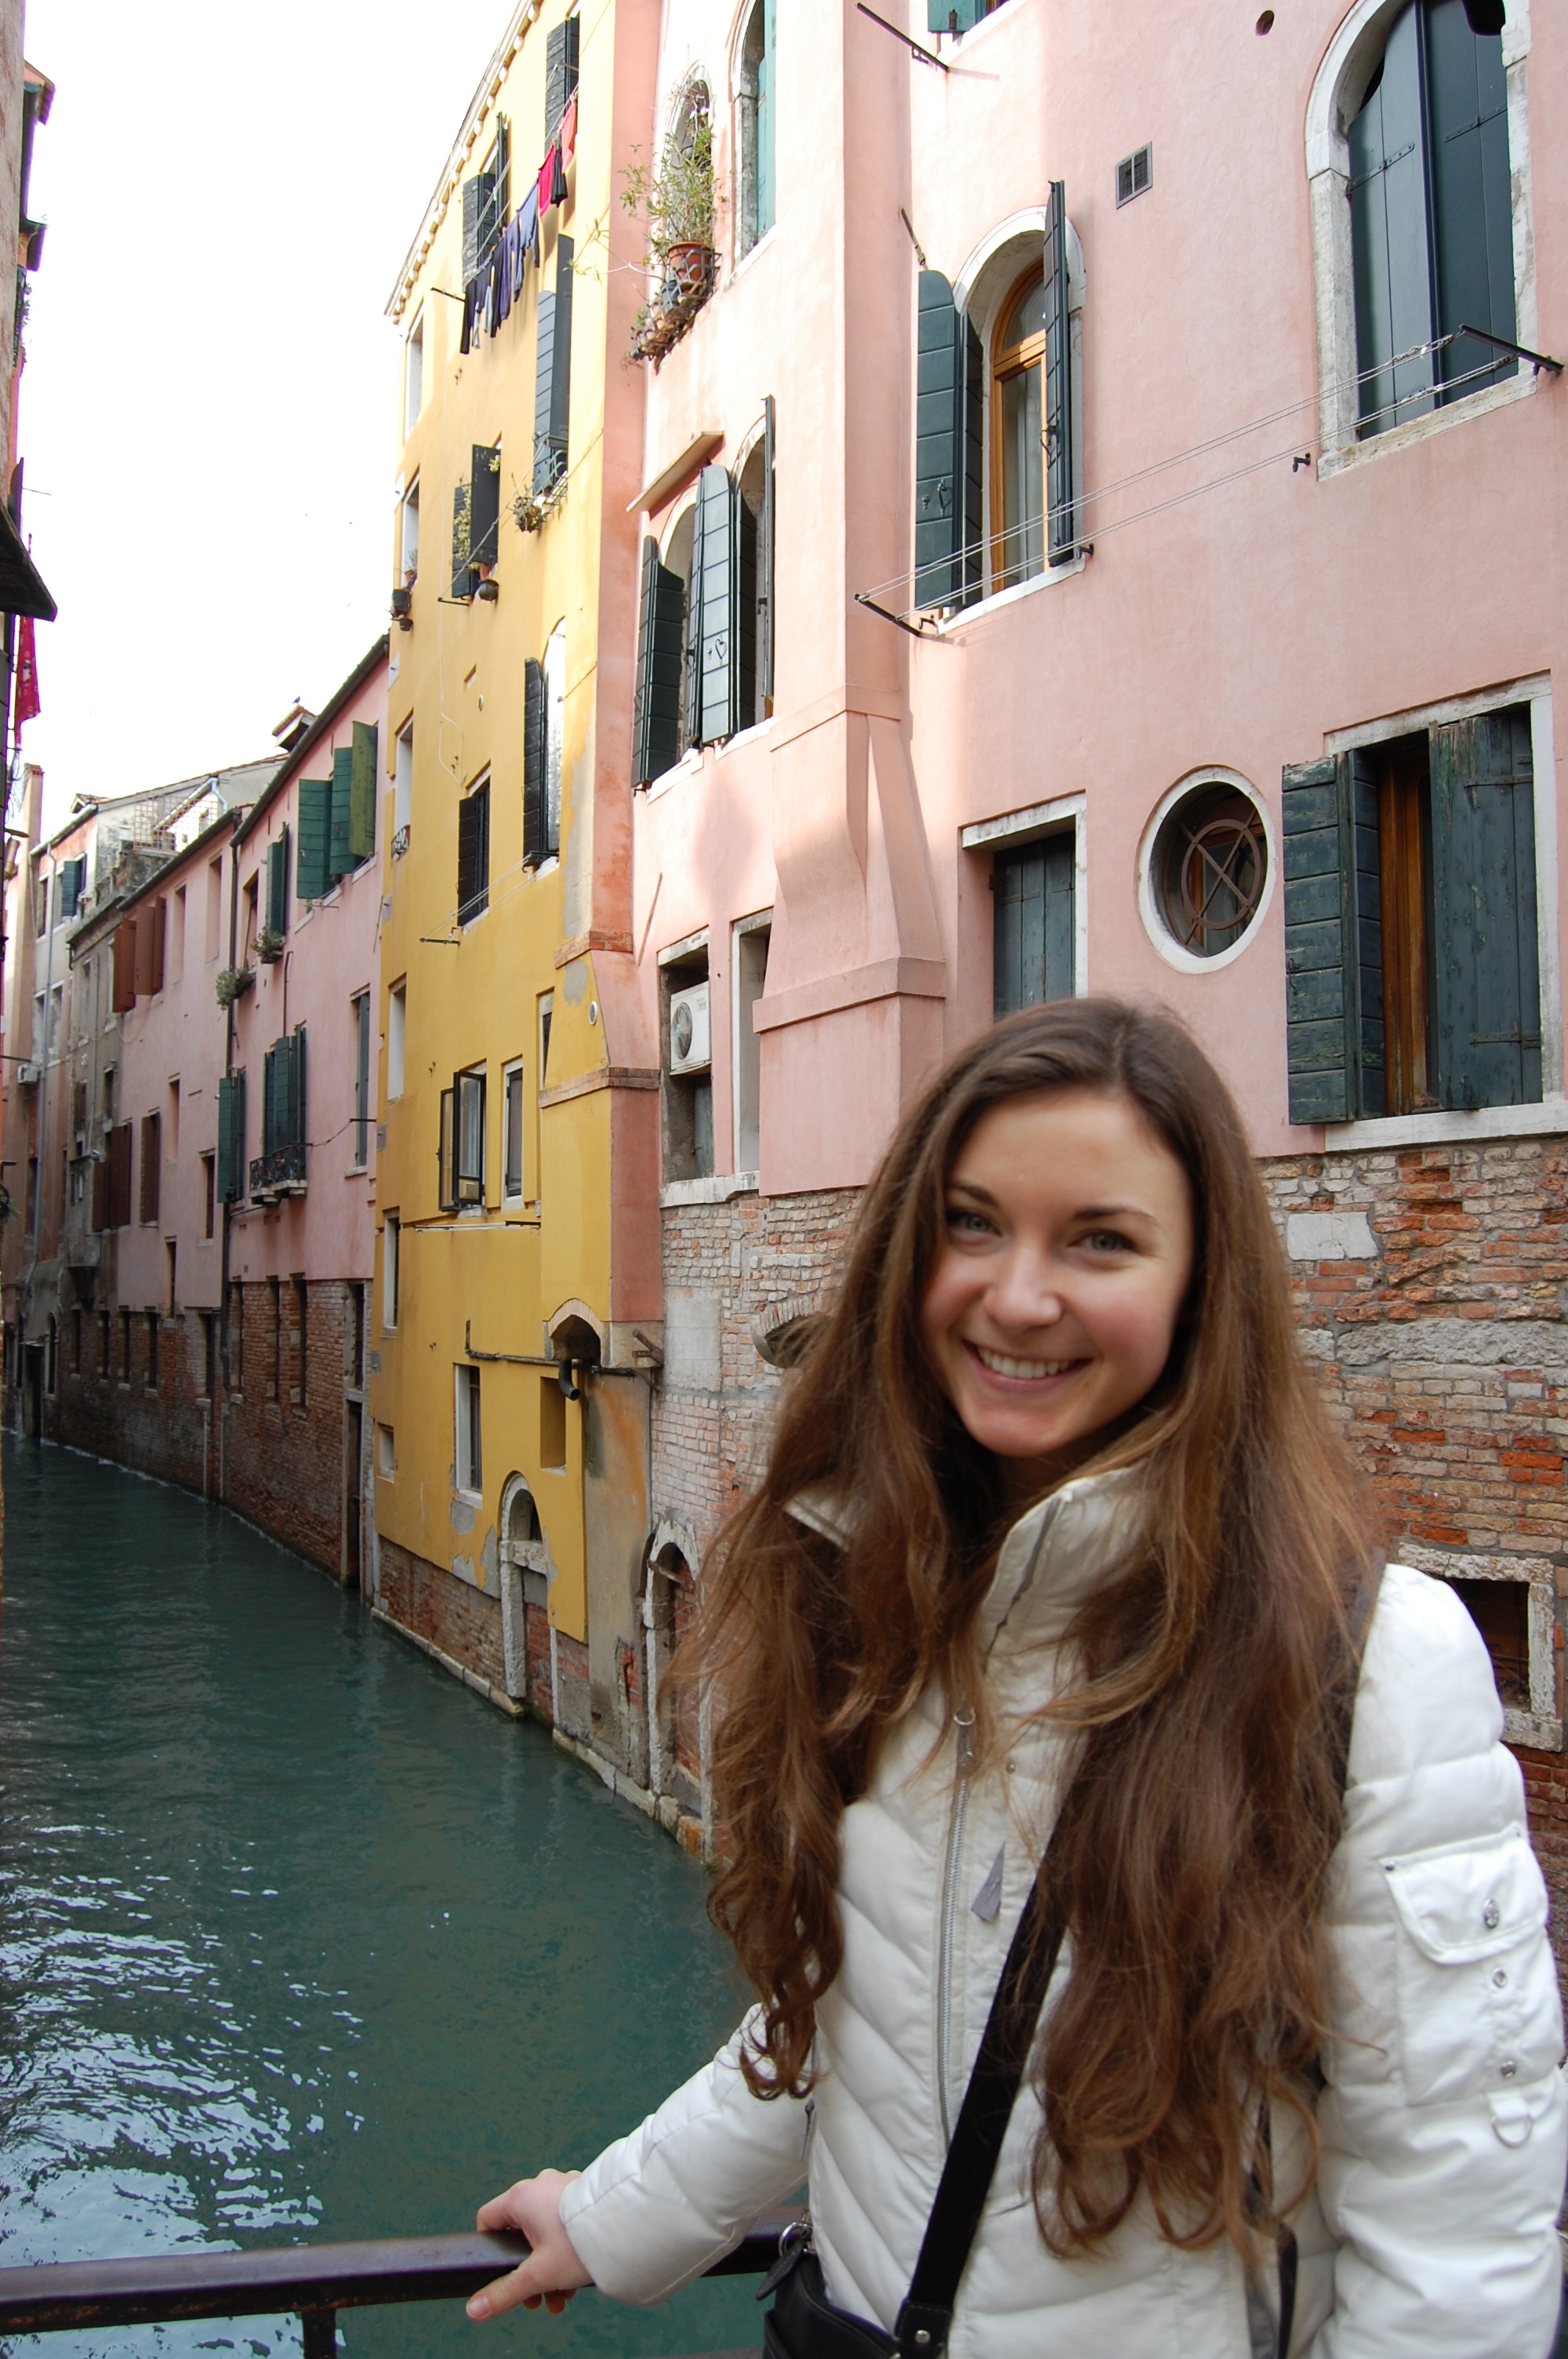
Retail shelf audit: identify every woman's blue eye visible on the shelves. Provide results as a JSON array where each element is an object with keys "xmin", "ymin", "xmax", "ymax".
[
  {"xmin": 946, "ymin": 1206, "xmax": 993, "ymax": 1236},
  {"xmin": 1083, "ymin": 1230, "xmax": 1130, "ymax": 1253}
]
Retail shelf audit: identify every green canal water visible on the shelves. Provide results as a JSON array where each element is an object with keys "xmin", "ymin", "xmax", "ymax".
[{"xmin": 0, "ymin": 1439, "xmax": 763, "ymax": 2358}]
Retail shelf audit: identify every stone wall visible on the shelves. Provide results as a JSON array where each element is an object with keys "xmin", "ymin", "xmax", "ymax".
[{"xmin": 31, "ymin": 1280, "xmax": 363, "ymax": 1588}]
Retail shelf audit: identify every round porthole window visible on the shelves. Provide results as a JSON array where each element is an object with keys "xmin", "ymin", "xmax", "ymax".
[{"xmin": 1150, "ymin": 780, "xmax": 1269, "ymax": 960}]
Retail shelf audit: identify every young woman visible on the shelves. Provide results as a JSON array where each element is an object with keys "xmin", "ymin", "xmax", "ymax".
[{"xmin": 467, "ymin": 1001, "xmax": 1566, "ymax": 2357}]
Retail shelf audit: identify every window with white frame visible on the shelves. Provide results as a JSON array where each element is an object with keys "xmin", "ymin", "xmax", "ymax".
[
  {"xmin": 401, "ymin": 478, "xmax": 419, "ymax": 584},
  {"xmin": 1283, "ymin": 694, "xmax": 1545, "ymax": 1125},
  {"xmin": 387, "ymin": 980, "xmax": 406, "ymax": 1100},
  {"xmin": 394, "ymin": 723, "xmax": 413, "ymax": 844},
  {"xmin": 502, "ymin": 1059, "xmax": 525, "ymax": 1202},
  {"xmin": 1403, "ymin": 1544, "xmax": 1559, "ymax": 1749},
  {"xmin": 735, "ymin": 0, "xmax": 775, "ymax": 260},
  {"xmin": 404, "ymin": 312, "xmax": 424, "ymax": 438},
  {"xmin": 455, "ymin": 1361, "xmax": 482, "ymax": 1497},
  {"xmin": 382, "ymin": 1213, "xmax": 400, "ymax": 1331},
  {"xmin": 1308, "ymin": 0, "xmax": 1536, "ymax": 463},
  {"xmin": 915, "ymin": 195, "xmax": 1083, "ymax": 613},
  {"xmin": 732, "ymin": 914, "xmax": 771, "ymax": 1174},
  {"xmin": 962, "ymin": 796, "xmax": 1086, "ymax": 1013}
]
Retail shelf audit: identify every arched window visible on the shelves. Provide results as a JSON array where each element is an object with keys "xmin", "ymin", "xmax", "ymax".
[
  {"xmin": 1341, "ymin": 0, "xmax": 1517, "ymax": 438},
  {"xmin": 990, "ymin": 266, "xmax": 1047, "ymax": 592},
  {"xmin": 736, "ymin": 1, "xmax": 775, "ymax": 260},
  {"xmin": 915, "ymin": 187, "xmax": 1080, "ymax": 614}
]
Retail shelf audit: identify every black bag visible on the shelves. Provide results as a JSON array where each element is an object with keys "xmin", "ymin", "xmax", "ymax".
[{"xmin": 760, "ymin": 1562, "xmax": 1388, "ymax": 2359}]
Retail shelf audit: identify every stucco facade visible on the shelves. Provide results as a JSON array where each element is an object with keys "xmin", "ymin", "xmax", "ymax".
[
  {"xmin": 614, "ymin": 0, "xmax": 1568, "ymax": 1856},
  {"xmin": 370, "ymin": 0, "xmax": 666, "ymax": 1773}
]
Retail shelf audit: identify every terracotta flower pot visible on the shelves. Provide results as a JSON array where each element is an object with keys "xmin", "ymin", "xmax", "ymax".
[{"xmin": 666, "ymin": 242, "xmax": 714, "ymax": 303}]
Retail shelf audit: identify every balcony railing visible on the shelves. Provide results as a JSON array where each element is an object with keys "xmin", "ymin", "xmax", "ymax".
[
  {"xmin": 249, "ymin": 1142, "xmax": 307, "ymax": 1201},
  {"xmin": 0, "ymin": 2210, "xmax": 799, "ymax": 2356}
]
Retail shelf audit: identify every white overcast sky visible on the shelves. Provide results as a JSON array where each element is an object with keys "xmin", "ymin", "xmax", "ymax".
[{"xmin": 20, "ymin": 0, "xmax": 514, "ymax": 830}]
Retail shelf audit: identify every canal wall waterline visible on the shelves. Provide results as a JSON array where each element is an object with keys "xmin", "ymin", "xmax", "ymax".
[{"xmin": 0, "ymin": 1434, "xmax": 763, "ymax": 2358}]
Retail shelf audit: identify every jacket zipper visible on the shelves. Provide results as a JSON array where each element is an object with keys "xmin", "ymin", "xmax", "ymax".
[{"xmin": 935, "ymin": 1702, "xmax": 976, "ymax": 2147}]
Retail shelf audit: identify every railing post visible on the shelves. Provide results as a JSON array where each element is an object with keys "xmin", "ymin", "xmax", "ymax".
[{"xmin": 299, "ymin": 2306, "xmax": 338, "ymax": 2357}]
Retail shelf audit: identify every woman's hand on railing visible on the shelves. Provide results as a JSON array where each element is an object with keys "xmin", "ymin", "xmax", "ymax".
[{"xmin": 466, "ymin": 2171, "xmax": 591, "ymax": 2321}]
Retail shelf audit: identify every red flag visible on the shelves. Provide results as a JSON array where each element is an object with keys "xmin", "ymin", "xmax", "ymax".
[{"xmin": 13, "ymin": 613, "xmax": 38, "ymax": 731}]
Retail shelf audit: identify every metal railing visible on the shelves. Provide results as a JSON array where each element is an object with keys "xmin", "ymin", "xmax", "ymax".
[{"xmin": 0, "ymin": 2211, "xmax": 799, "ymax": 2357}]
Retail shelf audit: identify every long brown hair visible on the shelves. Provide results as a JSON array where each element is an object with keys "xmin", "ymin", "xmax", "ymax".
[{"xmin": 688, "ymin": 998, "xmax": 1377, "ymax": 2258}]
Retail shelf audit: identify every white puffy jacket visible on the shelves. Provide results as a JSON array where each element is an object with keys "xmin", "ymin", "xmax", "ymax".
[{"xmin": 560, "ymin": 1471, "xmax": 1568, "ymax": 2357}]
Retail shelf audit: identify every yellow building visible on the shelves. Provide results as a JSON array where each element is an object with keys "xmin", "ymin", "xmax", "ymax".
[{"xmin": 372, "ymin": 0, "xmax": 665, "ymax": 1787}]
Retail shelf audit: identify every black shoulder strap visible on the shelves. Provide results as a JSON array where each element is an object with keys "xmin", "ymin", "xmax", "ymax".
[{"xmin": 892, "ymin": 1870, "xmax": 1065, "ymax": 2359}]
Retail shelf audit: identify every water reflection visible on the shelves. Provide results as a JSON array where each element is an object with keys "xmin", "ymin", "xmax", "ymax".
[{"xmin": 0, "ymin": 1440, "xmax": 757, "ymax": 2357}]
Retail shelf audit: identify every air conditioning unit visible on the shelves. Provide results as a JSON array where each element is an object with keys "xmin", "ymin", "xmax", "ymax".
[
  {"xmin": 668, "ymin": 982, "xmax": 711, "ymax": 1075},
  {"xmin": 13, "ymin": 1062, "xmax": 40, "ymax": 1087}
]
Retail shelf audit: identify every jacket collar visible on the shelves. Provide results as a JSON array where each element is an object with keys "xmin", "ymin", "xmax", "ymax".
[
  {"xmin": 976, "ymin": 1465, "xmax": 1143, "ymax": 1657},
  {"xmin": 787, "ymin": 1464, "xmax": 1143, "ymax": 1656}
]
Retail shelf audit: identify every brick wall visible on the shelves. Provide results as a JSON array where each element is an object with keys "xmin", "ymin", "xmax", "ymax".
[
  {"xmin": 379, "ymin": 1537, "xmax": 506, "ymax": 1692},
  {"xmin": 38, "ymin": 1278, "xmax": 359, "ymax": 1585},
  {"xmin": 652, "ymin": 1187, "xmax": 861, "ymax": 1572}
]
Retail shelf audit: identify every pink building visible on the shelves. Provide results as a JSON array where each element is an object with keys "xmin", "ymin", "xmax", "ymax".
[
  {"xmin": 31, "ymin": 642, "xmax": 387, "ymax": 1584},
  {"xmin": 615, "ymin": 0, "xmax": 1568, "ymax": 1891}
]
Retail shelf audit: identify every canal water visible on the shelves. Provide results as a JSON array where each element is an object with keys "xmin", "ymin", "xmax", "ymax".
[{"xmin": 0, "ymin": 1440, "xmax": 764, "ymax": 2358}]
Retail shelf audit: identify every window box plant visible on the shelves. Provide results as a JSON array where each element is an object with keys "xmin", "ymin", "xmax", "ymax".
[
  {"xmin": 254, "ymin": 928, "xmax": 285, "ymax": 965},
  {"xmin": 216, "ymin": 965, "xmax": 255, "ymax": 1007},
  {"xmin": 622, "ymin": 107, "xmax": 722, "ymax": 366}
]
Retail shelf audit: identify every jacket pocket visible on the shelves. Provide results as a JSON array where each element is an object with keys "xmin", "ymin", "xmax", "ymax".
[{"xmin": 1383, "ymin": 1824, "xmax": 1562, "ymax": 2107}]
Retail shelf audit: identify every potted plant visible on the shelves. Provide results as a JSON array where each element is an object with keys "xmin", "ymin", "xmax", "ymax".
[
  {"xmin": 621, "ymin": 112, "xmax": 722, "ymax": 362},
  {"xmin": 254, "ymin": 927, "xmax": 285, "ymax": 965},
  {"xmin": 216, "ymin": 965, "xmax": 255, "ymax": 1008}
]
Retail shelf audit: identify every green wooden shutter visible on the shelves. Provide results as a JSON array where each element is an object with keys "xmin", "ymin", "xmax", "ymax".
[
  {"xmin": 632, "ymin": 536, "xmax": 684, "ymax": 784},
  {"xmin": 545, "ymin": 14, "xmax": 579, "ymax": 141},
  {"xmin": 1425, "ymin": 0, "xmax": 1516, "ymax": 398},
  {"xmin": 266, "ymin": 830, "xmax": 290, "ymax": 934},
  {"xmin": 1283, "ymin": 755, "xmax": 1364, "ymax": 1123},
  {"xmin": 1348, "ymin": 2, "xmax": 1436, "ymax": 437},
  {"xmin": 349, "ymin": 722, "xmax": 378, "ymax": 864},
  {"xmin": 328, "ymin": 747, "xmax": 354, "ymax": 881},
  {"xmin": 262, "ymin": 1041, "xmax": 281, "ymax": 1157},
  {"xmin": 533, "ymin": 238, "xmax": 574, "ymax": 492},
  {"xmin": 288, "ymin": 1030, "xmax": 307, "ymax": 1152},
  {"xmin": 461, "ymin": 170, "xmax": 490, "ymax": 282},
  {"xmin": 452, "ymin": 479, "xmax": 474, "ymax": 599},
  {"xmin": 993, "ymin": 836, "xmax": 1076, "ymax": 1016},
  {"xmin": 693, "ymin": 463, "xmax": 739, "ymax": 745},
  {"xmin": 469, "ymin": 445, "xmax": 501, "ymax": 574},
  {"xmin": 296, "ymin": 780, "xmax": 331, "ymax": 900},
  {"xmin": 477, "ymin": 119, "xmax": 507, "ymax": 264},
  {"xmin": 1429, "ymin": 706, "xmax": 1539, "ymax": 1110},
  {"xmin": 438, "ymin": 1086, "xmax": 456, "ymax": 1210},
  {"xmin": 59, "ymin": 856, "xmax": 84, "ymax": 918},
  {"xmin": 1044, "ymin": 182, "xmax": 1076, "ymax": 566},
  {"xmin": 217, "ymin": 1070, "xmax": 245, "ymax": 1203},
  {"xmin": 759, "ymin": 394, "xmax": 775, "ymax": 707},
  {"xmin": 457, "ymin": 785, "xmax": 490, "ymax": 921},
  {"xmin": 524, "ymin": 658, "xmax": 546, "ymax": 864},
  {"xmin": 1348, "ymin": 749, "xmax": 1387, "ymax": 1118},
  {"xmin": 914, "ymin": 271, "xmax": 981, "ymax": 609},
  {"xmin": 756, "ymin": 0, "xmax": 776, "ymax": 237}
]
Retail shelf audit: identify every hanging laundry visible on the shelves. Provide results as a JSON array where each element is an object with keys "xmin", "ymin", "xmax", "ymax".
[
  {"xmin": 511, "ymin": 190, "xmax": 536, "ymax": 301},
  {"xmin": 461, "ymin": 274, "xmax": 481, "ymax": 354},
  {"xmin": 550, "ymin": 140, "xmax": 568, "ymax": 209},
  {"xmin": 495, "ymin": 219, "xmax": 517, "ymax": 327},
  {"xmin": 560, "ymin": 93, "xmax": 577, "ymax": 171},
  {"xmin": 537, "ymin": 146, "xmax": 556, "ymax": 220}
]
